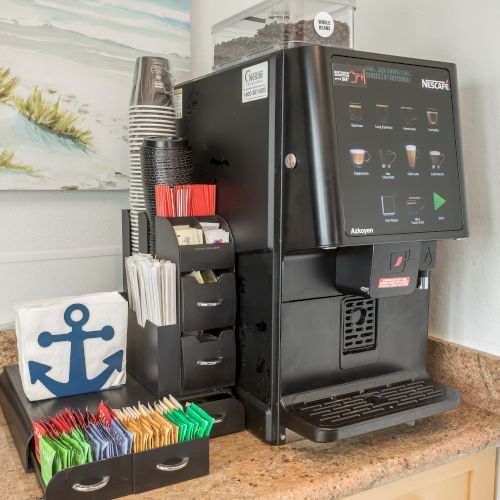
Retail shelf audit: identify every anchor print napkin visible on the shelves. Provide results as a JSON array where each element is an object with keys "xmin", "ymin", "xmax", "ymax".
[{"xmin": 15, "ymin": 292, "xmax": 127, "ymax": 402}]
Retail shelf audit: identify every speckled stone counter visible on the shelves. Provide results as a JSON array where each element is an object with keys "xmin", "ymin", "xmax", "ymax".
[{"xmin": 0, "ymin": 330, "xmax": 499, "ymax": 500}]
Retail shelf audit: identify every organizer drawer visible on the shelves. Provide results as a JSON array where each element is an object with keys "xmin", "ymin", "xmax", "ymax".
[
  {"xmin": 181, "ymin": 330, "xmax": 236, "ymax": 393},
  {"xmin": 32, "ymin": 438, "xmax": 209, "ymax": 499},
  {"xmin": 178, "ymin": 243, "xmax": 235, "ymax": 273},
  {"xmin": 33, "ymin": 452, "xmax": 133, "ymax": 500},
  {"xmin": 181, "ymin": 272, "xmax": 236, "ymax": 331},
  {"xmin": 133, "ymin": 438, "xmax": 209, "ymax": 493},
  {"xmin": 197, "ymin": 397, "xmax": 245, "ymax": 438}
]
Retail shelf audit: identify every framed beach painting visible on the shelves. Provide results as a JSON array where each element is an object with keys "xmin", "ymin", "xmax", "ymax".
[{"xmin": 0, "ymin": 0, "xmax": 190, "ymax": 190}]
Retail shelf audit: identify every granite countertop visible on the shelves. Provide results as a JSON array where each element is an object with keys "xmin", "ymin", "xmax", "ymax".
[{"xmin": 1, "ymin": 330, "xmax": 499, "ymax": 499}]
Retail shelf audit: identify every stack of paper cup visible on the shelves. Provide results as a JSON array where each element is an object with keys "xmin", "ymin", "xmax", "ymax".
[{"xmin": 128, "ymin": 56, "xmax": 176, "ymax": 253}]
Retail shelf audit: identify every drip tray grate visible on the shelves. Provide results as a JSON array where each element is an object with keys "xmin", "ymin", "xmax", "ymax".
[{"xmin": 284, "ymin": 378, "xmax": 458, "ymax": 442}]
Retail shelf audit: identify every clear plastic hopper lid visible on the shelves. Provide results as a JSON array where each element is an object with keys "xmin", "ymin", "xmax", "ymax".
[{"xmin": 212, "ymin": 0, "xmax": 356, "ymax": 69}]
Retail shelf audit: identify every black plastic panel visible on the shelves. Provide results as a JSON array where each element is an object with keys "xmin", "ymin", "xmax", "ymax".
[
  {"xmin": 133, "ymin": 438, "xmax": 209, "ymax": 494},
  {"xmin": 196, "ymin": 396, "xmax": 245, "ymax": 437},
  {"xmin": 332, "ymin": 56, "xmax": 464, "ymax": 237},
  {"xmin": 36, "ymin": 452, "xmax": 134, "ymax": 500},
  {"xmin": 341, "ymin": 297, "xmax": 376, "ymax": 353},
  {"xmin": 283, "ymin": 378, "xmax": 459, "ymax": 442},
  {"xmin": 280, "ymin": 46, "xmax": 468, "ymax": 250},
  {"xmin": 127, "ymin": 311, "xmax": 181, "ymax": 398},
  {"xmin": 281, "ymin": 251, "xmax": 339, "ymax": 302},
  {"xmin": 177, "ymin": 59, "xmax": 275, "ymax": 253},
  {"xmin": 181, "ymin": 273, "xmax": 236, "ymax": 332},
  {"xmin": 181, "ymin": 330, "xmax": 236, "ymax": 393},
  {"xmin": 155, "ymin": 215, "xmax": 235, "ymax": 272}
]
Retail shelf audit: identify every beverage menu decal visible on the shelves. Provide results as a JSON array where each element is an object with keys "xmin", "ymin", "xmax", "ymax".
[{"xmin": 331, "ymin": 56, "xmax": 464, "ymax": 237}]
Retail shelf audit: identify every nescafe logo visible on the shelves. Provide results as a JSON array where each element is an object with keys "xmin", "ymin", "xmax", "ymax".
[
  {"xmin": 244, "ymin": 68, "xmax": 264, "ymax": 83},
  {"xmin": 421, "ymin": 78, "xmax": 450, "ymax": 90}
]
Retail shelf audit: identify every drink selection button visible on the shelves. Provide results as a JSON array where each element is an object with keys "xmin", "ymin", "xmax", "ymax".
[
  {"xmin": 381, "ymin": 194, "xmax": 396, "ymax": 216},
  {"xmin": 433, "ymin": 192, "xmax": 446, "ymax": 210},
  {"xmin": 390, "ymin": 251, "xmax": 409, "ymax": 272}
]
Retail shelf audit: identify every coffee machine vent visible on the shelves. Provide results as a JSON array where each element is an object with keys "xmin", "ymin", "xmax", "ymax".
[{"xmin": 342, "ymin": 297, "xmax": 377, "ymax": 354}]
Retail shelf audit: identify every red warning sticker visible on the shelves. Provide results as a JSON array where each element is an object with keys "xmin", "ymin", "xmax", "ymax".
[{"xmin": 378, "ymin": 276, "xmax": 411, "ymax": 289}]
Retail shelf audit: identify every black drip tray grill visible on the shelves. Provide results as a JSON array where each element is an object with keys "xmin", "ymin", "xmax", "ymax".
[
  {"xmin": 342, "ymin": 297, "xmax": 376, "ymax": 354},
  {"xmin": 284, "ymin": 378, "xmax": 459, "ymax": 442}
]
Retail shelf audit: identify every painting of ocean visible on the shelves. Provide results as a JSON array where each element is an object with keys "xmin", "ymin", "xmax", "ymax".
[{"xmin": 0, "ymin": 0, "xmax": 190, "ymax": 190}]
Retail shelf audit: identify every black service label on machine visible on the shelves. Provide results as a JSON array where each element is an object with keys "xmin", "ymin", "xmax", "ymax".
[{"xmin": 331, "ymin": 56, "xmax": 464, "ymax": 237}]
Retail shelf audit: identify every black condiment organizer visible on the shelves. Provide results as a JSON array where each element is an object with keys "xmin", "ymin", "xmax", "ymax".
[
  {"xmin": 124, "ymin": 210, "xmax": 244, "ymax": 438},
  {"xmin": 0, "ymin": 211, "xmax": 244, "ymax": 498},
  {"xmin": 0, "ymin": 365, "xmax": 209, "ymax": 499}
]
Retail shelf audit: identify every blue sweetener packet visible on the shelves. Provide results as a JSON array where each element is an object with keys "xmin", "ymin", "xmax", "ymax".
[
  {"xmin": 112, "ymin": 418, "xmax": 133, "ymax": 454},
  {"xmin": 84, "ymin": 427, "xmax": 100, "ymax": 461},
  {"xmin": 109, "ymin": 419, "xmax": 128, "ymax": 456},
  {"xmin": 96, "ymin": 424, "xmax": 114, "ymax": 459},
  {"xmin": 88, "ymin": 424, "xmax": 108, "ymax": 460}
]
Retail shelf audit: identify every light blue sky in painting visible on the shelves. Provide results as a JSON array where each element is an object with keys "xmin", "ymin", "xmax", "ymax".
[{"xmin": 0, "ymin": 0, "xmax": 191, "ymax": 56}]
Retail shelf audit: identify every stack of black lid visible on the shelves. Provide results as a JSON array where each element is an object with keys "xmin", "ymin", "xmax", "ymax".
[{"xmin": 140, "ymin": 136, "xmax": 194, "ymax": 253}]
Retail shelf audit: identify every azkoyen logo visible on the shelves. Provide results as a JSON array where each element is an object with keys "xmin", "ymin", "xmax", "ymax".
[
  {"xmin": 350, "ymin": 227, "xmax": 374, "ymax": 236},
  {"xmin": 421, "ymin": 78, "xmax": 450, "ymax": 90}
]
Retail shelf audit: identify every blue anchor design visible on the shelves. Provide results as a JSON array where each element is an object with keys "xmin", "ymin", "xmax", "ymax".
[{"xmin": 28, "ymin": 303, "xmax": 124, "ymax": 398}]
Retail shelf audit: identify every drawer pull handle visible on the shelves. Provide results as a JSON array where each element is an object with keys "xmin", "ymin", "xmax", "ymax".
[
  {"xmin": 72, "ymin": 476, "xmax": 110, "ymax": 492},
  {"xmin": 196, "ymin": 299, "xmax": 223, "ymax": 307},
  {"xmin": 156, "ymin": 457, "xmax": 190, "ymax": 472},
  {"xmin": 212, "ymin": 413, "xmax": 226, "ymax": 424},
  {"xmin": 197, "ymin": 357, "xmax": 223, "ymax": 366}
]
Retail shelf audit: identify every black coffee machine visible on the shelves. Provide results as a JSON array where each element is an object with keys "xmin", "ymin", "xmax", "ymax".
[{"xmin": 176, "ymin": 45, "xmax": 468, "ymax": 445}]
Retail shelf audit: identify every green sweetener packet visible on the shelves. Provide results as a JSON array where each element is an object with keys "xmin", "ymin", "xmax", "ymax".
[
  {"xmin": 39, "ymin": 436, "xmax": 59, "ymax": 486},
  {"xmin": 50, "ymin": 437, "xmax": 71, "ymax": 469},
  {"xmin": 189, "ymin": 403, "xmax": 215, "ymax": 437},
  {"xmin": 70, "ymin": 429, "xmax": 92, "ymax": 464},
  {"xmin": 173, "ymin": 409, "xmax": 196, "ymax": 440},
  {"xmin": 185, "ymin": 406, "xmax": 208, "ymax": 438},
  {"xmin": 61, "ymin": 431, "xmax": 86, "ymax": 466},
  {"xmin": 164, "ymin": 412, "xmax": 187, "ymax": 441}
]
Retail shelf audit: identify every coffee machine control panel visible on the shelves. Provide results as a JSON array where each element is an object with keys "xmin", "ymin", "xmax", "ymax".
[{"xmin": 331, "ymin": 55, "xmax": 465, "ymax": 238}]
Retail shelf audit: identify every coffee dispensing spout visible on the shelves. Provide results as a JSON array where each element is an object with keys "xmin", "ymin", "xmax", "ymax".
[{"xmin": 335, "ymin": 241, "xmax": 437, "ymax": 299}]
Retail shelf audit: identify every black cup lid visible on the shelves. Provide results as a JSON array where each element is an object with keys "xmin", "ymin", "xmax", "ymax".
[{"xmin": 141, "ymin": 136, "xmax": 188, "ymax": 149}]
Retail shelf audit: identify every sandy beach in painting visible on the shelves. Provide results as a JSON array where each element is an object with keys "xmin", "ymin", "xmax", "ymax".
[{"xmin": 0, "ymin": 0, "xmax": 190, "ymax": 190}]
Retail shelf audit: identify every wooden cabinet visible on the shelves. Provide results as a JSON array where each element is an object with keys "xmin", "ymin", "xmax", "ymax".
[{"xmin": 346, "ymin": 448, "xmax": 497, "ymax": 500}]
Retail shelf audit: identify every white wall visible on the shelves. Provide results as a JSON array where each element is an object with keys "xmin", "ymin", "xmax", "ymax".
[
  {"xmin": 191, "ymin": 0, "xmax": 500, "ymax": 357},
  {"xmin": 0, "ymin": 191, "xmax": 128, "ymax": 327}
]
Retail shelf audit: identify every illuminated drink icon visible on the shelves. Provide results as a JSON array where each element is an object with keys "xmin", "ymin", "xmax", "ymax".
[
  {"xmin": 427, "ymin": 108, "xmax": 438, "ymax": 125},
  {"xmin": 381, "ymin": 194, "xmax": 397, "ymax": 216},
  {"xmin": 349, "ymin": 102, "xmax": 363, "ymax": 122},
  {"xmin": 376, "ymin": 103, "xmax": 390, "ymax": 124},
  {"xmin": 405, "ymin": 145, "xmax": 419, "ymax": 168},
  {"xmin": 401, "ymin": 105, "xmax": 417, "ymax": 125},
  {"xmin": 349, "ymin": 149, "xmax": 371, "ymax": 168},
  {"xmin": 429, "ymin": 150, "xmax": 445, "ymax": 169},
  {"xmin": 379, "ymin": 149, "xmax": 396, "ymax": 169},
  {"xmin": 407, "ymin": 195, "xmax": 425, "ymax": 216}
]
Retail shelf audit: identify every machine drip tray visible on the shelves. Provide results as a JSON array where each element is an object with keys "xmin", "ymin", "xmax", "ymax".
[{"xmin": 283, "ymin": 378, "xmax": 459, "ymax": 443}]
